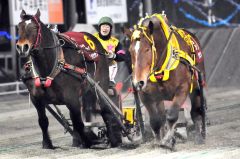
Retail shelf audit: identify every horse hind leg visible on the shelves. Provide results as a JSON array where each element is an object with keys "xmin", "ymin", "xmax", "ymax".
[
  {"xmin": 190, "ymin": 88, "xmax": 206, "ymax": 145},
  {"xmin": 181, "ymin": 95, "xmax": 195, "ymax": 141},
  {"xmin": 100, "ymin": 108, "xmax": 122, "ymax": 147},
  {"xmin": 184, "ymin": 95, "xmax": 194, "ymax": 127},
  {"xmin": 31, "ymin": 98, "xmax": 54, "ymax": 149},
  {"xmin": 68, "ymin": 105, "xmax": 93, "ymax": 148},
  {"xmin": 98, "ymin": 94, "xmax": 122, "ymax": 147}
]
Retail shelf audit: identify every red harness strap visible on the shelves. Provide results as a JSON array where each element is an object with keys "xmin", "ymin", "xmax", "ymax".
[
  {"xmin": 32, "ymin": 16, "xmax": 42, "ymax": 49},
  {"xmin": 155, "ymin": 74, "xmax": 164, "ymax": 80},
  {"xmin": 63, "ymin": 63, "xmax": 86, "ymax": 74},
  {"xmin": 33, "ymin": 62, "xmax": 86, "ymax": 88}
]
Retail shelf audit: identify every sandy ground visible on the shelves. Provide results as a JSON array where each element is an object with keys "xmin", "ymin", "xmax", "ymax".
[{"xmin": 0, "ymin": 87, "xmax": 240, "ymax": 159}]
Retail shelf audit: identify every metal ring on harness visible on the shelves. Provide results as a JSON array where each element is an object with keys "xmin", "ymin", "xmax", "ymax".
[{"xmin": 59, "ymin": 39, "xmax": 65, "ymax": 47}]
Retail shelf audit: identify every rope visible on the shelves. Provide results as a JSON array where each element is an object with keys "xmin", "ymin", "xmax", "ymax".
[{"xmin": 121, "ymin": 87, "xmax": 134, "ymax": 101}]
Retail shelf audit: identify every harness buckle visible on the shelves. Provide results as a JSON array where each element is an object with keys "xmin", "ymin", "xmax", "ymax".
[
  {"xmin": 57, "ymin": 60, "xmax": 66, "ymax": 71},
  {"xmin": 172, "ymin": 50, "xmax": 180, "ymax": 60}
]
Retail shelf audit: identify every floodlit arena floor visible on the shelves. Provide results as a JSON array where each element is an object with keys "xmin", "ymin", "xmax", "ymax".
[{"xmin": 0, "ymin": 87, "xmax": 240, "ymax": 159}]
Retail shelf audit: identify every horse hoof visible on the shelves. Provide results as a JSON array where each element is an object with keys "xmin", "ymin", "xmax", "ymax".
[
  {"xmin": 72, "ymin": 139, "xmax": 82, "ymax": 147},
  {"xmin": 91, "ymin": 143, "xmax": 111, "ymax": 149},
  {"xmin": 111, "ymin": 142, "xmax": 122, "ymax": 148},
  {"xmin": 194, "ymin": 136, "xmax": 205, "ymax": 145},
  {"xmin": 42, "ymin": 144, "xmax": 55, "ymax": 149},
  {"xmin": 72, "ymin": 142, "xmax": 91, "ymax": 149},
  {"xmin": 160, "ymin": 138, "xmax": 176, "ymax": 151},
  {"xmin": 42, "ymin": 140, "xmax": 55, "ymax": 149}
]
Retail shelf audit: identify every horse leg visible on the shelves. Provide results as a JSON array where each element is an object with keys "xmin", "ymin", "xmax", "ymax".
[
  {"xmin": 99, "ymin": 98, "xmax": 122, "ymax": 147},
  {"xmin": 82, "ymin": 90, "xmax": 97, "ymax": 122},
  {"xmin": 149, "ymin": 102, "xmax": 165, "ymax": 142},
  {"xmin": 101, "ymin": 110, "xmax": 122, "ymax": 147},
  {"xmin": 68, "ymin": 105, "xmax": 92, "ymax": 148},
  {"xmin": 184, "ymin": 96, "xmax": 194, "ymax": 127},
  {"xmin": 190, "ymin": 88, "xmax": 205, "ymax": 144},
  {"xmin": 139, "ymin": 93, "xmax": 166, "ymax": 143},
  {"xmin": 31, "ymin": 97, "xmax": 54, "ymax": 149},
  {"xmin": 161, "ymin": 89, "xmax": 188, "ymax": 149}
]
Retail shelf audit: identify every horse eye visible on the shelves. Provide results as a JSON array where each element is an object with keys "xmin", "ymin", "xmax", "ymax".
[{"xmin": 146, "ymin": 48, "xmax": 151, "ymax": 52}]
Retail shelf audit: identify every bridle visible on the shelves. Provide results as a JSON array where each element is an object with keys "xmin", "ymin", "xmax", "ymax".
[
  {"xmin": 131, "ymin": 24, "xmax": 174, "ymax": 79},
  {"xmin": 22, "ymin": 15, "xmax": 66, "ymax": 88},
  {"xmin": 20, "ymin": 15, "xmax": 93, "ymax": 88},
  {"xmin": 32, "ymin": 15, "xmax": 42, "ymax": 49},
  {"xmin": 28, "ymin": 15, "xmax": 63, "ymax": 52}
]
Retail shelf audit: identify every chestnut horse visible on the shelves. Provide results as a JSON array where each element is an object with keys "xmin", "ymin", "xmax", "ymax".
[
  {"xmin": 16, "ymin": 10, "xmax": 122, "ymax": 149},
  {"xmin": 124, "ymin": 14, "xmax": 207, "ymax": 149}
]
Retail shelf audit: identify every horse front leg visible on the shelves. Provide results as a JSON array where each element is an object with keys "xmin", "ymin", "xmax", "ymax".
[
  {"xmin": 160, "ymin": 104, "xmax": 179, "ymax": 150},
  {"xmin": 139, "ymin": 93, "xmax": 166, "ymax": 144},
  {"xmin": 148, "ymin": 102, "xmax": 165, "ymax": 142},
  {"xmin": 160, "ymin": 89, "xmax": 188, "ymax": 150},
  {"xmin": 31, "ymin": 97, "xmax": 54, "ymax": 149}
]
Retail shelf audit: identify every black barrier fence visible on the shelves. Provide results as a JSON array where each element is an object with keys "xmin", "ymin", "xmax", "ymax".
[{"xmin": 127, "ymin": 0, "xmax": 240, "ymax": 28}]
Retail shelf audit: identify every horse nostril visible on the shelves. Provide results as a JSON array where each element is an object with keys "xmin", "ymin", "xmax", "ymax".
[
  {"xmin": 139, "ymin": 81, "xmax": 144, "ymax": 87},
  {"xmin": 135, "ymin": 81, "xmax": 145, "ymax": 91},
  {"xmin": 16, "ymin": 44, "xmax": 22, "ymax": 53},
  {"xmin": 23, "ymin": 44, "xmax": 29, "ymax": 52}
]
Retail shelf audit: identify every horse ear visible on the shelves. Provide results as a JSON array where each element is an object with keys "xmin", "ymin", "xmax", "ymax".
[
  {"xmin": 122, "ymin": 26, "xmax": 133, "ymax": 39},
  {"xmin": 148, "ymin": 21, "xmax": 154, "ymax": 35},
  {"xmin": 35, "ymin": 9, "xmax": 41, "ymax": 18},
  {"xmin": 20, "ymin": 10, "xmax": 26, "ymax": 20}
]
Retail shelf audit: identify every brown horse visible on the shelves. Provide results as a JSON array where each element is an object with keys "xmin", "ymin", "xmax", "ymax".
[
  {"xmin": 16, "ymin": 10, "xmax": 122, "ymax": 149},
  {"xmin": 124, "ymin": 14, "xmax": 207, "ymax": 149}
]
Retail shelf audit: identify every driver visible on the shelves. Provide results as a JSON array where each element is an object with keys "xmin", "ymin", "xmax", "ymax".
[{"xmin": 94, "ymin": 16, "xmax": 126, "ymax": 87}]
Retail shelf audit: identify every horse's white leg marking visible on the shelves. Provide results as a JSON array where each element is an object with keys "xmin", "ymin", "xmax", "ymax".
[{"xmin": 184, "ymin": 96, "xmax": 194, "ymax": 126}]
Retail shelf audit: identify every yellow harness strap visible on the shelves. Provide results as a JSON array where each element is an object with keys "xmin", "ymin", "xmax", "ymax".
[
  {"xmin": 149, "ymin": 14, "xmax": 181, "ymax": 82},
  {"xmin": 148, "ymin": 14, "xmax": 196, "ymax": 92},
  {"xmin": 132, "ymin": 14, "xmax": 196, "ymax": 93}
]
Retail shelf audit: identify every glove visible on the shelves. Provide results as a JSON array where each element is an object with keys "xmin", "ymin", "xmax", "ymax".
[{"xmin": 106, "ymin": 52, "xmax": 116, "ymax": 59}]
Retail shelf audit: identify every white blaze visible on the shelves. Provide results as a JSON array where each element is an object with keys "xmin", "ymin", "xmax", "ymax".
[
  {"xmin": 25, "ymin": 19, "xmax": 31, "ymax": 25},
  {"xmin": 25, "ymin": 20, "xmax": 32, "ymax": 30},
  {"xmin": 134, "ymin": 41, "xmax": 141, "ymax": 83},
  {"xmin": 135, "ymin": 41, "xmax": 140, "ymax": 54}
]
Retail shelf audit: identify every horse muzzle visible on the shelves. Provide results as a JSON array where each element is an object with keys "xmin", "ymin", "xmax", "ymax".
[
  {"xmin": 16, "ymin": 43, "xmax": 31, "ymax": 57},
  {"xmin": 134, "ymin": 81, "xmax": 145, "ymax": 91}
]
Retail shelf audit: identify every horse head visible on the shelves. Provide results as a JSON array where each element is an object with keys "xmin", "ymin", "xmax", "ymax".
[
  {"xmin": 125, "ymin": 16, "xmax": 166, "ymax": 91},
  {"xmin": 16, "ymin": 9, "xmax": 41, "ymax": 57},
  {"xmin": 16, "ymin": 9, "xmax": 61, "ymax": 79}
]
